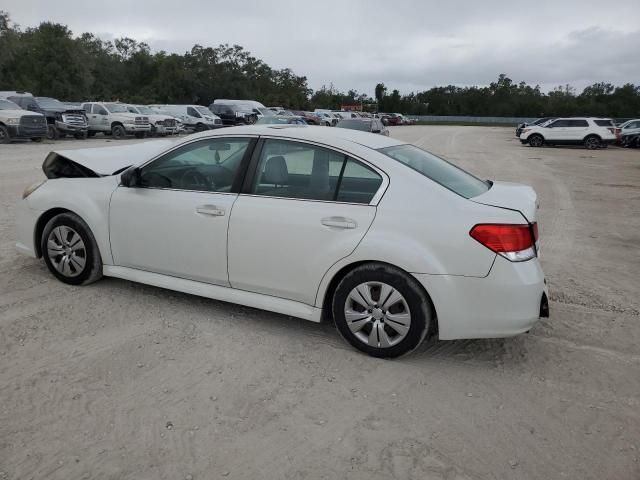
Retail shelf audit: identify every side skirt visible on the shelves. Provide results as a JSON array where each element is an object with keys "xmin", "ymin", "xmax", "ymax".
[{"xmin": 103, "ymin": 265, "xmax": 323, "ymax": 323}]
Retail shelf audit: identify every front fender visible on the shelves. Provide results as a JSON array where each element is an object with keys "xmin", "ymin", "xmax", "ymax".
[{"xmin": 26, "ymin": 176, "xmax": 119, "ymax": 265}]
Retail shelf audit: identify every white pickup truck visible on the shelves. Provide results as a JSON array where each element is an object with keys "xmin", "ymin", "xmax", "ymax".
[
  {"xmin": 81, "ymin": 102, "xmax": 151, "ymax": 139},
  {"xmin": 126, "ymin": 105, "xmax": 178, "ymax": 136},
  {"xmin": 0, "ymin": 98, "xmax": 47, "ymax": 143}
]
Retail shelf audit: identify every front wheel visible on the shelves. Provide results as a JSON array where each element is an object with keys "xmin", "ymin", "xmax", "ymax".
[
  {"xmin": 528, "ymin": 134, "xmax": 544, "ymax": 147},
  {"xmin": 74, "ymin": 131, "xmax": 88, "ymax": 140},
  {"xmin": 0, "ymin": 125, "xmax": 10, "ymax": 144},
  {"xmin": 41, "ymin": 212, "xmax": 103, "ymax": 286},
  {"xmin": 332, "ymin": 263, "xmax": 432, "ymax": 358},
  {"xmin": 46, "ymin": 125, "xmax": 59, "ymax": 140},
  {"xmin": 112, "ymin": 125, "xmax": 126, "ymax": 140},
  {"xmin": 584, "ymin": 135, "xmax": 601, "ymax": 150}
]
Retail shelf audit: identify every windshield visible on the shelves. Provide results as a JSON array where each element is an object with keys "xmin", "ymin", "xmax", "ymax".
[
  {"xmin": 0, "ymin": 99, "xmax": 21, "ymax": 110},
  {"xmin": 377, "ymin": 144, "xmax": 490, "ymax": 199},
  {"xmin": 36, "ymin": 97, "xmax": 67, "ymax": 109},
  {"xmin": 196, "ymin": 106, "xmax": 212, "ymax": 116},
  {"xmin": 337, "ymin": 120, "xmax": 370, "ymax": 131},
  {"xmin": 105, "ymin": 103, "xmax": 130, "ymax": 113},
  {"xmin": 258, "ymin": 108, "xmax": 275, "ymax": 116},
  {"xmin": 135, "ymin": 106, "xmax": 155, "ymax": 114}
]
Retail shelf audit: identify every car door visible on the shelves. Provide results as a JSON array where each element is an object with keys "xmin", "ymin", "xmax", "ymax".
[
  {"xmin": 544, "ymin": 119, "xmax": 569, "ymax": 140},
  {"xmin": 227, "ymin": 138, "xmax": 386, "ymax": 305},
  {"xmin": 109, "ymin": 136, "xmax": 255, "ymax": 286},
  {"xmin": 567, "ymin": 119, "xmax": 589, "ymax": 140}
]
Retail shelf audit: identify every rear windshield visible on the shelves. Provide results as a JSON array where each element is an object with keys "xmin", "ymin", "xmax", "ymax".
[
  {"xmin": 377, "ymin": 144, "xmax": 490, "ymax": 199},
  {"xmin": 594, "ymin": 119, "xmax": 613, "ymax": 127}
]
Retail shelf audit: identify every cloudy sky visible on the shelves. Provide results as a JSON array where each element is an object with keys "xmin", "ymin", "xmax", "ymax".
[{"xmin": 6, "ymin": 0, "xmax": 640, "ymax": 96}]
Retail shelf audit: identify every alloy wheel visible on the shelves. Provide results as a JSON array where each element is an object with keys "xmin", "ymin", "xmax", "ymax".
[
  {"xmin": 344, "ymin": 282, "xmax": 412, "ymax": 348},
  {"xmin": 46, "ymin": 226, "xmax": 87, "ymax": 277}
]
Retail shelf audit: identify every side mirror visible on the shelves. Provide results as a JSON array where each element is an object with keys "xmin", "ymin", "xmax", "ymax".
[{"xmin": 121, "ymin": 167, "xmax": 140, "ymax": 187}]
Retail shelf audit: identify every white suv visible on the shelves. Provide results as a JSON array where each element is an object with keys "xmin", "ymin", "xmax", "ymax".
[{"xmin": 520, "ymin": 117, "xmax": 615, "ymax": 149}]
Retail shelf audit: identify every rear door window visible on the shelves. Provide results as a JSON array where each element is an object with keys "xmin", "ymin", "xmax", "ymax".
[
  {"xmin": 568, "ymin": 120, "xmax": 589, "ymax": 127},
  {"xmin": 251, "ymin": 139, "xmax": 382, "ymax": 203}
]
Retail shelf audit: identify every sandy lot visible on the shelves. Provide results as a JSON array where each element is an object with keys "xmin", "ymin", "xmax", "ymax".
[{"xmin": 1, "ymin": 127, "xmax": 639, "ymax": 480}]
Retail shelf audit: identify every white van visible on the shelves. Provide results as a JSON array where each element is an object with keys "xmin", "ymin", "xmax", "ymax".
[{"xmin": 149, "ymin": 105, "xmax": 223, "ymax": 132}]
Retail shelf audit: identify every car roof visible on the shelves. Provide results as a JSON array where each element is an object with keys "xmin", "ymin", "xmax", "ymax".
[{"xmin": 185, "ymin": 124, "xmax": 404, "ymax": 150}]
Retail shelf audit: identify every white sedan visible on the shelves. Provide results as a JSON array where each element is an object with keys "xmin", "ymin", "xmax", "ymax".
[{"xmin": 16, "ymin": 126, "xmax": 548, "ymax": 357}]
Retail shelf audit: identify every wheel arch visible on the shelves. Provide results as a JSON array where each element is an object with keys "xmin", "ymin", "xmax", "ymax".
[
  {"xmin": 318, "ymin": 260, "xmax": 438, "ymax": 335},
  {"xmin": 110, "ymin": 121, "xmax": 124, "ymax": 129},
  {"xmin": 583, "ymin": 133, "xmax": 602, "ymax": 141}
]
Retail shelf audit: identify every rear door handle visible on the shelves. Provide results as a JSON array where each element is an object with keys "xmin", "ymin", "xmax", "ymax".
[
  {"xmin": 321, "ymin": 216, "xmax": 357, "ymax": 229},
  {"xmin": 196, "ymin": 205, "xmax": 225, "ymax": 216}
]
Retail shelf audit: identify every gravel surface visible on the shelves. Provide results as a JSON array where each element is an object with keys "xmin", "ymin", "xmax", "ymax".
[{"xmin": 1, "ymin": 127, "xmax": 639, "ymax": 479}]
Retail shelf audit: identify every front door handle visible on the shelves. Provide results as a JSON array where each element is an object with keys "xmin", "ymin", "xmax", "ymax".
[
  {"xmin": 321, "ymin": 216, "xmax": 357, "ymax": 229},
  {"xmin": 196, "ymin": 205, "xmax": 225, "ymax": 216}
]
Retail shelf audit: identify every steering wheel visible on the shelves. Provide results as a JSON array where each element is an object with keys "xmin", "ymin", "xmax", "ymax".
[{"xmin": 180, "ymin": 168, "xmax": 212, "ymax": 190}]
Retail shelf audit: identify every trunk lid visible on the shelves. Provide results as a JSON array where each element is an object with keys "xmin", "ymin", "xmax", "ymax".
[{"xmin": 471, "ymin": 181, "xmax": 538, "ymax": 222}]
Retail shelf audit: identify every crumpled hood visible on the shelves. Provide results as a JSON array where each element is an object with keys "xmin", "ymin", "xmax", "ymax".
[
  {"xmin": 44, "ymin": 140, "xmax": 175, "ymax": 177},
  {"xmin": 470, "ymin": 181, "xmax": 538, "ymax": 222}
]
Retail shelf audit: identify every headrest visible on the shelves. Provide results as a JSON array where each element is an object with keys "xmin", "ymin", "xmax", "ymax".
[{"xmin": 263, "ymin": 155, "xmax": 288, "ymax": 184}]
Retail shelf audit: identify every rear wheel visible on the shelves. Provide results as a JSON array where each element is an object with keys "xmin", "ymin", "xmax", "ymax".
[
  {"xmin": 74, "ymin": 131, "xmax": 88, "ymax": 140},
  {"xmin": 31, "ymin": 137, "xmax": 43, "ymax": 143},
  {"xmin": 332, "ymin": 263, "xmax": 432, "ymax": 358},
  {"xmin": 0, "ymin": 125, "xmax": 9, "ymax": 144},
  {"xmin": 528, "ymin": 134, "xmax": 544, "ymax": 147},
  {"xmin": 112, "ymin": 124, "xmax": 126, "ymax": 140},
  {"xmin": 195, "ymin": 123, "xmax": 207, "ymax": 132},
  {"xmin": 41, "ymin": 212, "xmax": 103, "ymax": 286},
  {"xmin": 584, "ymin": 135, "xmax": 601, "ymax": 150}
]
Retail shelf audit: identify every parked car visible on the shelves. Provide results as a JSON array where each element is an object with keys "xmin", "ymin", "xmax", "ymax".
[
  {"xmin": 6, "ymin": 94, "xmax": 88, "ymax": 140},
  {"xmin": 519, "ymin": 117, "xmax": 616, "ymax": 149},
  {"xmin": 126, "ymin": 105, "xmax": 178, "ymax": 136},
  {"xmin": 336, "ymin": 118, "xmax": 389, "ymax": 136},
  {"xmin": 16, "ymin": 125, "xmax": 547, "ymax": 358},
  {"xmin": 291, "ymin": 111, "xmax": 320, "ymax": 125},
  {"xmin": 81, "ymin": 102, "xmax": 151, "ymax": 139},
  {"xmin": 515, "ymin": 117, "xmax": 555, "ymax": 137},
  {"xmin": 614, "ymin": 119, "xmax": 640, "ymax": 143},
  {"xmin": 149, "ymin": 105, "xmax": 222, "ymax": 132},
  {"xmin": 209, "ymin": 102, "xmax": 257, "ymax": 126},
  {"xmin": 621, "ymin": 131, "xmax": 640, "ymax": 148},
  {"xmin": 313, "ymin": 110, "xmax": 339, "ymax": 126},
  {"xmin": 212, "ymin": 99, "xmax": 273, "ymax": 121},
  {"xmin": 0, "ymin": 98, "xmax": 47, "ymax": 144},
  {"xmin": 333, "ymin": 111, "xmax": 359, "ymax": 120},
  {"xmin": 256, "ymin": 115, "xmax": 307, "ymax": 125}
]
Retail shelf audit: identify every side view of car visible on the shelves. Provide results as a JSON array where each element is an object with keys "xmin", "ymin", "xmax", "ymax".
[
  {"xmin": 16, "ymin": 125, "xmax": 547, "ymax": 358},
  {"xmin": 210, "ymin": 102, "xmax": 257, "ymax": 125},
  {"xmin": 615, "ymin": 119, "xmax": 640, "ymax": 144},
  {"xmin": 82, "ymin": 102, "xmax": 151, "ymax": 139},
  {"xmin": 519, "ymin": 117, "xmax": 616, "ymax": 149},
  {"xmin": 0, "ymin": 98, "xmax": 47, "ymax": 143},
  {"xmin": 291, "ymin": 111, "xmax": 320, "ymax": 125},
  {"xmin": 6, "ymin": 93, "xmax": 89, "ymax": 140},
  {"xmin": 313, "ymin": 110, "xmax": 339, "ymax": 126}
]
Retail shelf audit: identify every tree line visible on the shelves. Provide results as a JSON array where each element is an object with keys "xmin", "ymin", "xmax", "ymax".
[{"xmin": 1, "ymin": 12, "xmax": 639, "ymax": 117}]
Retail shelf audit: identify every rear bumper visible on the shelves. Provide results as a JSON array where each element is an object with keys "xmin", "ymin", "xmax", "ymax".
[{"xmin": 413, "ymin": 256, "xmax": 548, "ymax": 340}]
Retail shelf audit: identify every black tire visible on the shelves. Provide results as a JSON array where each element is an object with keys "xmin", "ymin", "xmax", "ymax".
[
  {"xmin": 332, "ymin": 263, "xmax": 432, "ymax": 358},
  {"xmin": 31, "ymin": 137, "xmax": 44, "ymax": 143},
  {"xmin": 149, "ymin": 125, "xmax": 157, "ymax": 137},
  {"xmin": 584, "ymin": 135, "xmax": 601, "ymax": 150},
  {"xmin": 0, "ymin": 125, "xmax": 9, "ymax": 144},
  {"xmin": 112, "ymin": 124, "xmax": 126, "ymax": 140},
  {"xmin": 88, "ymin": 131, "xmax": 96, "ymax": 137},
  {"xmin": 41, "ymin": 212, "xmax": 103, "ymax": 286},
  {"xmin": 134, "ymin": 132, "xmax": 146, "ymax": 139},
  {"xmin": 195, "ymin": 123, "xmax": 207, "ymax": 132},
  {"xmin": 74, "ymin": 131, "xmax": 88, "ymax": 140},
  {"xmin": 46, "ymin": 124, "xmax": 59, "ymax": 140},
  {"xmin": 528, "ymin": 134, "xmax": 544, "ymax": 147}
]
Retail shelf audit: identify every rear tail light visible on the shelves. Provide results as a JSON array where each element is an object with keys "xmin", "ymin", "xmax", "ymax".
[
  {"xmin": 470, "ymin": 223, "xmax": 537, "ymax": 262},
  {"xmin": 608, "ymin": 127, "xmax": 615, "ymax": 135}
]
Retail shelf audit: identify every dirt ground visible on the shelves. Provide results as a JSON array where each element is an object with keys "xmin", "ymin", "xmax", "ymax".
[{"xmin": 1, "ymin": 127, "xmax": 639, "ymax": 480}]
